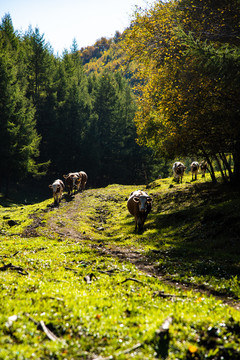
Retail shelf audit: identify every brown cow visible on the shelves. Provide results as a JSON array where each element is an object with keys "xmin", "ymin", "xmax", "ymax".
[
  {"xmin": 79, "ymin": 171, "xmax": 88, "ymax": 190},
  {"xmin": 190, "ymin": 161, "xmax": 199, "ymax": 181},
  {"xmin": 200, "ymin": 161, "xmax": 208, "ymax": 177},
  {"xmin": 63, "ymin": 172, "xmax": 81, "ymax": 195},
  {"xmin": 73, "ymin": 172, "xmax": 83, "ymax": 192},
  {"xmin": 127, "ymin": 190, "xmax": 152, "ymax": 231},
  {"xmin": 49, "ymin": 179, "xmax": 65, "ymax": 206}
]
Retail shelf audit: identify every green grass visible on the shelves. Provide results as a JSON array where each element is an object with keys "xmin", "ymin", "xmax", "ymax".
[{"xmin": 0, "ymin": 173, "xmax": 240, "ymax": 359}]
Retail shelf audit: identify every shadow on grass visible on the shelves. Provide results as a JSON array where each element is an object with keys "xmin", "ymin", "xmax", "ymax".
[
  {"xmin": 0, "ymin": 178, "xmax": 51, "ymax": 206},
  {"xmin": 144, "ymin": 182, "xmax": 240, "ymax": 287}
]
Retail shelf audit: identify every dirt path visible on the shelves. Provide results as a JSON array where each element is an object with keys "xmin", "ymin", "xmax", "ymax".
[{"xmin": 36, "ymin": 192, "xmax": 240, "ymax": 311}]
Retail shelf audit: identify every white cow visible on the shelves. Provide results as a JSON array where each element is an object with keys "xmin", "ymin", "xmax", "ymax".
[
  {"xmin": 190, "ymin": 161, "xmax": 199, "ymax": 181},
  {"xmin": 49, "ymin": 179, "xmax": 65, "ymax": 206},
  {"xmin": 172, "ymin": 162, "xmax": 186, "ymax": 184}
]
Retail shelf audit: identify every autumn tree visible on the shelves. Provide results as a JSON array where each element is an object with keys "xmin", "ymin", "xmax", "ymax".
[
  {"xmin": 121, "ymin": 0, "xmax": 240, "ymax": 182},
  {"xmin": 176, "ymin": 0, "xmax": 240, "ymax": 182}
]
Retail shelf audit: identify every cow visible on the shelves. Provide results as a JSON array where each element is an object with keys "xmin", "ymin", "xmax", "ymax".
[
  {"xmin": 73, "ymin": 172, "xmax": 82, "ymax": 192},
  {"xmin": 79, "ymin": 171, "xmax": 88, "ymax": 190},
  {"xmin": 63, "ymin": 172, "xmax": 81, "ymax": 195},
  {"xmin": 127, "ymin": 190, "xmax": 152, "ymax": 232},
  {"xmin": 190, "ymin": 161, "xmax": 199, "ymax": 181},
  {"xmin": 49, "ymin": 179, "xmax": 65, "ymax": 206},
  {"xmin": 172, "ymin": 162, "xmax": 186, "ymax": 183},
  {"xmin": 200, "ymin": 161, "xmax": 208, "ymax": 177}
]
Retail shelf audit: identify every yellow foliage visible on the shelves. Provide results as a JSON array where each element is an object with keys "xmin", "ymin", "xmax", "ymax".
[{"xmin": 120, "ymin": 0, "xmax": 239, "ymax": 158}]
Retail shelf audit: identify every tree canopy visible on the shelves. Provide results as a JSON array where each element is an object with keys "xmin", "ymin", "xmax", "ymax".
[
  {"xmin": 0, "ymin": 14, "xmax": 41, "ymax": 195},
  {"xmin": 0, "ymin": 14, "xmax": 152, "ymax": 195},
  {"xmin": 121, "ymin": 0, "xmax": 240, "ymax": 182},
  {"xmin": 1, "ymin": 2, "xmax": 240, "ymax": 196}
]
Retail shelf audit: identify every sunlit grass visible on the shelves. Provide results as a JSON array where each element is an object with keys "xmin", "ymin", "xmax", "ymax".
[{"xmin": 0, "ymin": 173, "xmax": 240, "ymax": 359}]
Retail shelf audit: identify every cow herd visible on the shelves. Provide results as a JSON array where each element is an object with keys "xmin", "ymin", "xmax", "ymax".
[
  {"xmin": 49, "ymin": 171, "xmax": 88, "ymax": 206},
  {"xmin": 48, "ymin": 160, "xmax": 208, "ymax": 232},
  {"xmin": 173, "ymin": 160, "xmax": 208, "ymax": 183},
  {"xmin": 126, "ymin": 160, "xmax": 208, "ymax": 231}
]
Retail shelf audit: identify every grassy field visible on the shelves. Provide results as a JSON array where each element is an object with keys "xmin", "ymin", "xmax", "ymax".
[{"xmin": 0, "ymin": 173, "xmax": 240, "ymax": 359}]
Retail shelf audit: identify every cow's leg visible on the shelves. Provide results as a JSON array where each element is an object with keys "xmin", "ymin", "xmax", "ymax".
[
  {"xmin": 137, "ymin": 217, "xmax": 144, "ymax": 232},
  {"xmin": 54, "ymin": 195, "xmax": 58, "ymax": 206}
]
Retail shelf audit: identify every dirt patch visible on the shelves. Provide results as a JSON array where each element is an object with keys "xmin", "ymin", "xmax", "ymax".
[{"xmin": 21, "ymin": 214, "xmax": 46, "ymax": 238}]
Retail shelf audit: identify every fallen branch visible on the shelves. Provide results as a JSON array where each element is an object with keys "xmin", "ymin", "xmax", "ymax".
[
  {"xmin": 153, "ymin": 291, "xmax": 187, "ymax": 299},
  {"xmin": 0, "ymin": 251, "xmax": 19, "ymax": 258},
  {"xmin": 117, "ymin": 277, "xmax": 145, "ymax": 285},
  {"xmin": 25, "ymin": 313, "xmax": 61, "ymax": 342},
  {"xmin": 12, "ymin": 251, "xmax": 20, "ymax": 257},
  {"xmin": 65, "ymin": 266, "xmax": 78, "ymax": 273},
  {"xmin": 0, "ymin": 263, "xmax": 28, "ymax": 275},
  {"xmin": 25, "ymin": 313, "xmax": 39, "ymax": 326},
  {"xmin": 40, "ymin": 320, "xmax": 60, "ymax": 342}
]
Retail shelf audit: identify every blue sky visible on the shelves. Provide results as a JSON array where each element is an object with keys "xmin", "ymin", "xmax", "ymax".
[{"xmin": 1, "ymin": 0, "xmax": 156, "ymax": 55}]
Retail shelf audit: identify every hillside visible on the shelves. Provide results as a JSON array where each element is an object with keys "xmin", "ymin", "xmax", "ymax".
[
  {"xmin": 0, "ymin": 174, "xmax": 240, "ymax": 359},
  {"xmin": 79, "ymin": 32, "xmax": 136, "ymax": 81}
]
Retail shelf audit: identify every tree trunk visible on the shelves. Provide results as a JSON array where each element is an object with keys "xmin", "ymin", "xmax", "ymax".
[
  {"xmin": 214, "ymin": 154, "xmax": 227, "ymax": 182},
  {"xmin": 201, "ymin": 147, "xmax": 216, "ymax": 182},
  {"xmin": 219, "ymin": 153, "xmax": 233, "ymax": 181},
  {"xmin": 233, "ymin": 145, "xmax": 240, "ymax": 183}
]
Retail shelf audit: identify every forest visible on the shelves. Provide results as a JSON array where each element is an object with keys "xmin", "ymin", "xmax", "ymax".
[
  {"xmin": 0, "ymin": 0, "xmax": 240, "ymax": 198},
  {"xmin": 0, "ymin": 2, "xmax": 240, "ymax": 358}
]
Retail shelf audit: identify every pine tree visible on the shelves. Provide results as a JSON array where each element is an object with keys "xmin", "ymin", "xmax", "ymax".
[
  {"xmin": 23, "ymin": 27, "xmax": 52, "ymax": 106},
  {"xmin": 48, "ymin": 51, "xmax": 92, "ymax": 175},
  {"xmin": 0, "ymin": 15, "xmax": 41, "ymax": 195}
]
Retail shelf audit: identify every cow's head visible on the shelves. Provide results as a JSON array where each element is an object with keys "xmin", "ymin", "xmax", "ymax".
[
  {"xmin": 71, "ymin": 174, "xmax": 81, "ymax": 188},
  {"xmin": 49, "ymin": 183, "xmax": 60, "ymax": 193},
  {"xmin": 133, "ymin": 195, "xmax": 152, "ymax": 212},
  {"xmin": 200, "ymin": 161, "xmax": 207, "ymax": 170}
]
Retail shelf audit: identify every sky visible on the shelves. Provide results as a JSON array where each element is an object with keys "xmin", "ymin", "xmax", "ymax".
[{"xmin": 1, "ymin": 0, "xmax": 156, "ymax": 55}]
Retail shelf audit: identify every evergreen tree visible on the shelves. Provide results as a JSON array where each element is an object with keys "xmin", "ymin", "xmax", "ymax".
[
  {"xmin": 22, "ymin": 27, "xmax": 59, "ymax": 172},
  {"xmin": 90, "ymin": 70, "xmax": 150, "ymax": 186},
  {"xmin": 23, "ymin": 27, "xmax": 53, "ymax": 106},
  {"xmin": 0, "ymin": 15, "xmax": 41, "ymax": 195},
  {"xmin": 50, "ymin": 51, "xmax": 92, "ymax": 175}
]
